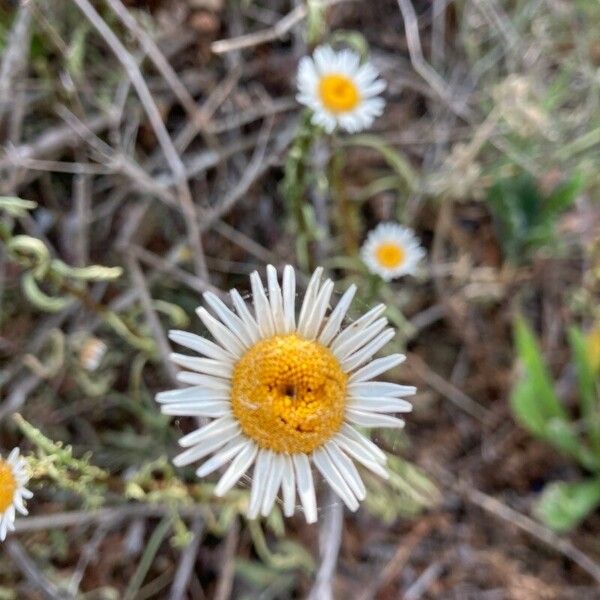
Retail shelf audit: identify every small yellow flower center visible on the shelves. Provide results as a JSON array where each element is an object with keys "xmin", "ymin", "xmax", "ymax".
[
  {"xmin": 318, "ymin": 74, "xmax": 360, "ymax": 113},
  {"xmin": 0, "ymin": 459, "xmax": 16, "ymax": 513},
  {"xmin": 231, "ymin": 334, "xmax": 348, "ymax": 453},
  {"xmin": 375, "ymin": 242, "xmax": 406, "ymax": 269}
]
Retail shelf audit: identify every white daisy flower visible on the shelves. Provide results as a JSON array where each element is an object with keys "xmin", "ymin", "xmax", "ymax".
[
  {"xmin": 361, "ymin": 222, "xmax": 426, "ymax": 281},
  {"xmin": 296, "ymin": 45, "xmax": 386, "ymax": 134},
  {"xmin": 0, "ymin": 448, "xmax": 33, "ymax": 541},
  {"xmin": 158, "ymin": 265, "xmax": 416, "ymax": 523}
]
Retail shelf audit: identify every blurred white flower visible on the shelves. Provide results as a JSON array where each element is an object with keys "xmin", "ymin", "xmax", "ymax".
[
  {"xmin": 0, "ymin": 448, "xmax": 33, "ymax": 541},
  {"xmin": 361, "ymin": 222, "xmax": 425, "ymax": 280},
  {"xmin": 158, "ymin": 265, "xmax": 415, "ymax": 523},
  {"xmin": 296, "ymin": 45, "xmax": 386, "ymax": 133}
]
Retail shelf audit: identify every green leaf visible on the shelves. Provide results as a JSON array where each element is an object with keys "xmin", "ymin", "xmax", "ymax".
[
  {"xmin": 510, "ymin": 378, "xmax": 547, "ymax": 436},
  {"xmin": 569, "ymin": 327, "xmax": 600, "ymax": 454},
  {"xmin": 545, "ymin": 418, "xmax": 598, "ymax": 471},
  {"xmin": 0, "ymin": 196, "xmax": 37, "ymax": 217},
  {"xmin": 535, "ymin": 478, "xmax": 600, "ymax": 532},
  {"xmin": 512, "ymin": 317, "xmax": 566, "ymax": 425},
  {"xmin": 542, "ymin": 174, "xmax": 583, "ymax": 220}
]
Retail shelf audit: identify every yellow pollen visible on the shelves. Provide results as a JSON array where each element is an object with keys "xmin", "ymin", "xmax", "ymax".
[
  {"xmin": 230, "ymin": 334, "xmax": 348, "ymax": 453},
  {"xmin": 375, "ymin": 242, "xmax": 406, "ymax": 269},
  {"xmin": 0, "ymin": 459, "xmax": 16, "ymax": 513},
  {"xmin": 318, "ymin": 74, "xmax": 360, "ymax": 113}
]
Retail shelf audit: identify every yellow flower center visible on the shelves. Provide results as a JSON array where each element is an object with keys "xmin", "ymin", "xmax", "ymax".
[
  {"xmin": 318, "ymin": 74, "xmax": 360, "ymax": 113},
  {"xmin": 0, "ymin": 459, "xmax": 16, "ymax": 513},
  {"xmin": 375, "ymin": 242, "xmax": 406, "ymax": 269},
  {"xmin": 231, "ymin": 334, "xmax": 348, "ymax": 453}
]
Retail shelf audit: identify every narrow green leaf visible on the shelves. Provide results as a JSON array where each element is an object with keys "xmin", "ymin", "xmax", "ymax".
[
  {"xmin": 535, "ymin": 478, "xmax": 600, "ymax": 532},
  {"xmin": 542, "ymin": 174, "xmax": 583, "ymax": 220},
  {"xmin": 513, "ymin": 317, "xmax": 566, "ymax": 421}
]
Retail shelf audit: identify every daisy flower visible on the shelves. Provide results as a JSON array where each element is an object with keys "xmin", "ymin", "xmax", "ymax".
[
  {"xmin": 157, "ymin": 265, "xmax": 416, "ymax": 523},
  {"xmin": 0, "ymin": 448, "xmax": 33, "ymax": 541},
  {"xmin": 296, "ymin": 45, "xmax": 386, "ymax": 133},
  {"xmin": 361, "ymin": 222, "xmax": 426, "ymax": 281}
]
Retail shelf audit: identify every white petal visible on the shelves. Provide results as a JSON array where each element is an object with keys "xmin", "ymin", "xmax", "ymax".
[
  {"xmin": 161, "ymin": 401, "xmax": 231, "ymax": 417},
  {"xmin": 230, "ymin": 289, "xmax": 261, "ymax": 344},
  {"xmin": 20, "ymin": 488, "xmax": 34, "ymax": 500},
  {"xmin": 311, "ymin": 111, "xmax": 337, "ymax": 133},
  {"xmin": 196, "ymin": 439, "xmax": 249, "ymax": 478},
  {"xmin": 332, "ymin": 317, "xmax": 388, "ymax": 360},
  {"xmin": 196, "ymin": 307, "xmax": 245, "ymax": 358},
  {"xmin": 176, "ymin": 372, "xmax": 231, "ymax": 391},
  {"xmin": 261, "ymin": 453, "xmax": 286, "ymax": 517},
  {"xmin": 292, "ymin": 453, "xmax": 317, "ymax": 524},
  {"xmin": 169, "ymin": 330, "xmax": 235, "ymax": 362},
  {"xmin": 312, "ymin": 447, "xmax": 359, "ymax": 511},
  {"xmin": 346, "ymin": 409, "xmax": 405, "ymax": 429},
  {"xmin": 13, "ymin": 495, "xmax": 28, "ymax": 514},
  {"xmin": 282, "ymin": 265, "xmax": 296, "ymax": 334},
  {"xmin": 203, "ymin": 292, "xmax": 253, "ymax": 348},
  {"xmin": 341, "ymin": 328, "xmax": 395, "ymax": 372},
  {"xmin": 297, "ymin": 56, "xmax": 318, "ymax": 95},
  {"xmin": 330, "ymin": 304, "xmax": 386, "ymax": 352},
  {"xmin": 170, "ymin": 354, "xmax": 233, "ymax": 378},
  {"xmin": 247, "ymin": 449, "xmax": 273, "ymax": 519},
  {"xmin": 298, "ymin": 279, "xmax": 334, "ymax": 340},
  {"xmin": 348, "ymin": 354, "xmax": 406, "ymax": 383},
  {"xmin": 348, "ymin": 381, "xmax": 416, "ymax": 398},
  {"xmin": 313, "ymin": 45, "xmax": 337, "ymax": 74},
  {"xmin": 174, "ymin": 429, "xmax": 240, "ymax": 467},
  {"xmin": 349, "ymin": 396, "xmax": 412, "ymax": 413},
  {"xmin": 325, "ymin": 442, "xmax": 366, "ymax": 500},
  {"xmin": 267, "ymin": 265, "xmax": 286, "ymax": 334},
  {"xmin": 251, "ymin": 271, "xmax": 276, "ymax": 338},
  {"xmin": 333, "ymin": 432, "xmax": 389, "ymax": 479},
  {"xmin": 297, "ymin": 267, "xmax": 323, "ymax": 335},
  {"xmin": 340, "ymin": 423, "xmax": 387, "ymax": 463},
  {"xmin": 178, "ymin": 416, "xmax": 238, "ymax": 448},
  {"xmin": 281, "ymin": 455, "xmax": 296, "ymax": 517},
  {"xmin": 214, "ymin": 441, "xmax": 258, "ymax": 496},
  {"xmin": 318, "ymin": 284, "xmax": 356, "ymax": 346},
  {"xmin": 156, "ymin": 386, "xmax": 229, "ymax": 404}
]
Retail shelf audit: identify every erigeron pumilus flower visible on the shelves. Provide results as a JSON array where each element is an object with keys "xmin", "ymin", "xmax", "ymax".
[
  {"xmin": 158, "ymin": 266, "xmax": 415, "ymax": 523},
  {"xmin": 0, "ymin": 448, "xmax": 33, "ymax": 541},
  {"xmin": 361, "ymin": 223, "xmax": 426, "ymax": 281},
  {"xmin": 296, "ymin": 45, "xmax": 386, "ymax": 133}
]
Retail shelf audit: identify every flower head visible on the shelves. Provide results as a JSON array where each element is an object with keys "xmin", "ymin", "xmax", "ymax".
[
  {"xmin": 158, "ymin": 266, "xmax": 415, "ymax": 523},
  {"xmin": 297, "ymin": 46, "xmax": 386, "ymax": 133},
  {"xmin": 0, "ymin": 448, "xmax": 33, "ymax": 541},
  {"xmin": 361, "ymin": 222, "xmax": 425, "ymax": 281}
]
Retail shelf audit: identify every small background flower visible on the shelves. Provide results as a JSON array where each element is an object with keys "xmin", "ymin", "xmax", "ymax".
[
  {"xmin": 361, "ymin": 222, "xmax": 426, "ymax": 280},
  {"xmin": 0, "ymin": 448, "xmax": 33, "ymax": 541},
  {"xmin": 297, "ymin": 45, "xmax": 386, "ymax": 133}
]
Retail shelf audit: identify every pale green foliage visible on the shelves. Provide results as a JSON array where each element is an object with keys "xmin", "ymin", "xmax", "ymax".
[
  {"xmin": 363, "ymin": 454, "xmax": 441, "ymax": 525},
  {"xmin": 511, "ymin": 318, "xmax": 600, "ymax": 531}
]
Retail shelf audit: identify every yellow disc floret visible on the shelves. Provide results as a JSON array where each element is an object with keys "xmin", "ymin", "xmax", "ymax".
[
  {"xmin": 0, "ymin": 459, "xmax": 16, "ymax": 513},
  {"xmin": 375, "ymin": 242, "xmax": 406, "ymax": 269},
  {"xmin": 318, "ymin": 74, "xmax": 360, "ymax": 113},
  {"xmin": 231, "ymin": 334, "xmax": 348, "ymax": 453}
]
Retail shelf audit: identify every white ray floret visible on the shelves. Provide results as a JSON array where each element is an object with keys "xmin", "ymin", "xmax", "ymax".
[
  {"xmin": 157, "ymin": 265, "xmax": 417, "ymax": 523},
  {"xmin": 0, "ymin": 448, "xmax": 33, "ymax": 541},
  {"xmin": 296, "ymin": 45, "xmax": 386, "ymax": 133},
  {"xmin": 361, "ymin": 222, "xmax": 426, "ymax": 281}
]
